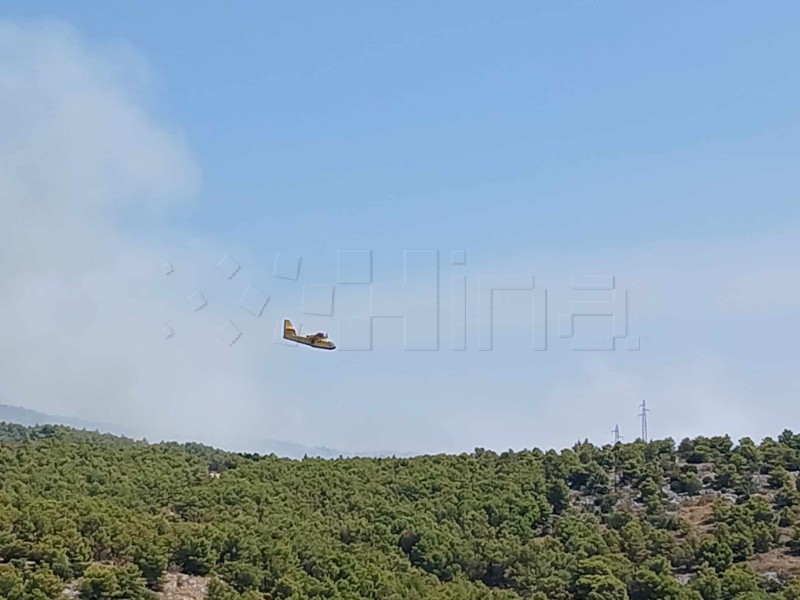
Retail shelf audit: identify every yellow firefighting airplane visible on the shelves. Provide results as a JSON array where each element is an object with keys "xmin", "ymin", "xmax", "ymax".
[{"xmin": 283, "ymin": 319, "xmax": 336, "ymax": 350}]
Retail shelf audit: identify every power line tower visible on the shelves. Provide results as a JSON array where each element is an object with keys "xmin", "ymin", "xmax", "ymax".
[
  {"xmin": 639, "ymin": 400, "xmax": 650, "ymax": 443},
  {"xmin": 612, "ymin": 424, "xmax": 623, "ymax": 445},
  {"xmin": 611, "ymin": 425, "xmax": 623, "ymax": 491}
]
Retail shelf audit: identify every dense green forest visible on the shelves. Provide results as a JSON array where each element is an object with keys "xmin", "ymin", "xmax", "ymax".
[{"xmin": 4, "ymin": 423, "xmax": 800, "ymax": 599}]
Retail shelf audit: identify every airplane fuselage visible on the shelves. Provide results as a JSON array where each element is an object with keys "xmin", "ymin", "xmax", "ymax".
[{"xmin": 282, "ymin": 320, "xmax": 336, "ymax": 350}]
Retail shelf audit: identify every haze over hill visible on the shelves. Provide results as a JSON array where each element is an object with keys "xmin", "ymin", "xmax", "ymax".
[{"xmin": 0, "ymin": 403, "xmax": 403, "ymax": 459}]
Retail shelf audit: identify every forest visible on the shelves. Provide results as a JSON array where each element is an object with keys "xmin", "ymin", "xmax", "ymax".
[{"xmin": 3, "ymin": 423, "xmax": 800, "ymax": 599}]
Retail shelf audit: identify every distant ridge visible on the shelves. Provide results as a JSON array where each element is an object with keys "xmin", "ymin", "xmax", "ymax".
[
  {"xmin": 0, "ymin": 403, "xmax": 403, "ymax": 459},
  {"xmin": 0, "ymin": 403, "xmax": 132, "ymax": 435}
]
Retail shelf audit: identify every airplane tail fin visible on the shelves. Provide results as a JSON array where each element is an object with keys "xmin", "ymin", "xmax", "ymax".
[{"xmin": 283, "ymin": 319, "xmax": 297, "ymax": 338}]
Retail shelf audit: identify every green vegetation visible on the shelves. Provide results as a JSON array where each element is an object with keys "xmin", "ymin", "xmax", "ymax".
[{"xmin": 3, "ymin": 423, "xmax": 800, "ymax": 599}]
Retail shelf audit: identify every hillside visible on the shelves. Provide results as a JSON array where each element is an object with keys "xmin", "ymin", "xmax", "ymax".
[{"xmin": 3, "ymin": 424, "xmax": 800, "ymax": 599}]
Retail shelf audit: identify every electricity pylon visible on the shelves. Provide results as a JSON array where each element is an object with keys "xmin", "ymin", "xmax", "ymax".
[
  {"xmin": 612, "ymin": 424, "xmax": 623, "ymax": 445},
  {"xmin": 639, "ymin": 399, "xmax": 650, "ymax": 443}
]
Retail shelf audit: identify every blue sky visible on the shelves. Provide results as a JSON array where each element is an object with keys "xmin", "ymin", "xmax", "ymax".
[{"xmin": 1, "ymin": 2, "xmax": 799, "ymax": 454}]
